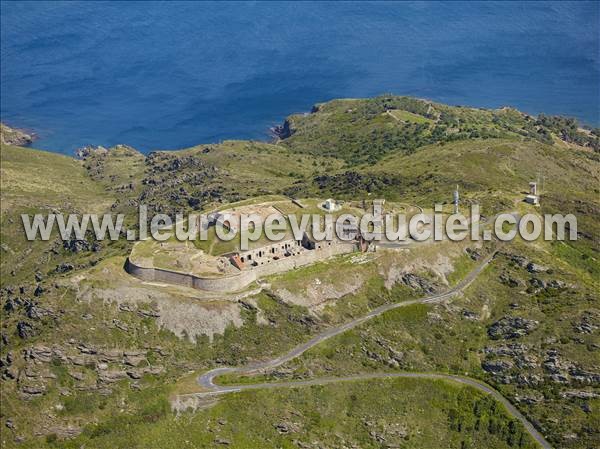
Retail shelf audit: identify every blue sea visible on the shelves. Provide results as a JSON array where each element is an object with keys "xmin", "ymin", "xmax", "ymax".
[{"xmin": 1, "ymin": 1, "xmax": 598, "ymax": 155}]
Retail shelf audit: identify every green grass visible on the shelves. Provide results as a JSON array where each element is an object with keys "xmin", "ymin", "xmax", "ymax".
[
  {"xmin": 24, "ymin": 377, "xmax": 539, "ymax": 449},
  {"xmin": 1, "ymin": 95, "xmax": 598, "ymax": 449},
  {"xmin": 387, "ymin": 108, "xmax": 434, "ymax": 124},
  {"xmin": 216, "ymin": 239, "xmax": 599, "ymax": 449}
]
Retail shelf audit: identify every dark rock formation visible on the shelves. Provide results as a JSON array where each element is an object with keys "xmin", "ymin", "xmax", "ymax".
[
  {"xmin": 270, "ymin": 119, "xmax": 294, "ymax": 140},
  {"xmin": 400, "ymin": 273, "xmax": 436, "ymax": 293},
  {"xmin": 488, "ymin": 317, "xmax": 539, "ymax": 340},
  {"xmin": 16, "ymin": 322, "xmax": 35, "ymax": 339}
]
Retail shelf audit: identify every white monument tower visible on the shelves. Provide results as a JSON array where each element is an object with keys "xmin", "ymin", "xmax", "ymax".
[{"xmin": 453, "ymin": 185, "xmax": 459, "ymax": 214}]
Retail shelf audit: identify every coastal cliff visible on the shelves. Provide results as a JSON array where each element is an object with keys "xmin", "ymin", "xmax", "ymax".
[{"xmin": 0, "ymin": 123, "xmax": 35, "ymax": 146}]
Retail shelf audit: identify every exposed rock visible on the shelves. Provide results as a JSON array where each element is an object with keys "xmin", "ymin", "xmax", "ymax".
[
  {"xmin": 270, "ymin": 119, "xmax": 294, "ymax": 140},
  {"xmin": 77, "ymin": 343, "xmax": 97, "ymax": 355},
  {"xmin": 142, "ymin": 365, "xmax": 165, "ymax": 376},
  {"xmin": 400, "ymin": 273, "xmax": 436, "ymax": 293},
  {"xmin": 20, "ymin": 383, "xmax": 46, "ymax": 396},
  {"xmin": 24, "ymin": 345, "xmax": 55, "ymax": 363},
  {"xmin": 0, "ymin": 123, "xmax": 35, "ymax": 146},
  {"xmin": 560, "ymin": 390, "xmax": 600, "ymax": 399},
  {"xmin": 274, "ymin": 421, "xmax": 301, "ymax": 434},
  {"xmin": 16, "ymin": 321, "xmax": 35, "ymax": 339},
  {"xmin": 2, "ymin": 366, "xmax": 18, "ymax": 380},
  {"xmin": 529, "ymin": 277, "xmax": 547, "ymax": 290},
  {"xmin": 527, "ymin": 262, "xmax": 548, "ymax": 273},
  {"xmin": 67, "ymin": 355, "xmax": 88, "ymax": 366},
  {"xmin": 514, "ymin": 392, "xmax": 543, "ymax": 404},
  {"xmin": 568, "ymin": 366, "xmax": 600, "ymax": 384},
  {"xmin": 488, "ymin": 317, "xmax": 539, "ymax": 340},
  {"xmin": 118, "ymin": 303, "xmax": 135, "ymax": 313},
  {"xmin": 543, "ymin": 351, "xmax": 572, "ymax": 383},
  {"xmin": 97, "ymin": 349, "xmax": 122, "ymax": 362},
  {"xmin": 68, "ymin": 371, "xmax": 85, "ymax": 381},
  {"xmin": 515, "ymin": 353, "xmax": 539, "ymax": 369},
  {"xmin": 484, "ymin": 343, "xmax": 529, "ymax": 357},
  {"xmin": 112, "ymin": 319, "xmax": 129, "ymax": 332},
  {"xmin": 98, "ymin": 370, "xmax": 128, "ymax": 383},
  {"xmin": 123, "ymin": 352, "xmax": 147, "ymax": 367},
  {"xmin": 499, "ymin": 273, "xmax": 524, "ymax": 288},
  {"xmin": 37, "ymin": 424, "xmax": 82, "ymax": 439},
  {"xmin": 503, "ymin": 253, "xmax": 529, "ymax": 268},
  {"xmin": 275, "ymin": 423, "xmax": 290, "ymax": 434},
  {"xmin": 427, "ymin": 312, "xmax": 442, "ymax": 323},
  {"xmin": 138, "ymin": 308, "xmax": 160, "ymax": 318},
  {"xmin": 271, "ymin": 367, "xmax": 295, "ymax": 378},
  {"xmin": 55, "ymin": 263, "xmax": 74, "ymax": 274},
  {"xmin": 25, "ymin": 301, "xmax": 54, "ymax": 320},
  {"xmin": 573, "ymin": 313, "xmax": 599, "ymax": 334},
  {"xmin": 482, "ymin": 359, "xmax": 514, "ymax": 374},
  {"xmin": 75, "ymin": 145, "xmax": 108, "ymax": 159},
  {"xmin": 465, "ymin": 247, "xmax": 482, "ymax": 260},
  {"xmin": 63, "ymin": 238, "xmax": 90, "ymax": 253},
  {"xmin": 462, "ymin": 310, "xmax": 478, "ymax": 320},
  {"xmin": 3, "ymin": 297, "xmax": 18, "ymax": 313},
  {"xmin": 126, "ymin": 370, "xmax": 142, "ymax": 379},
  {"xmin": 514, "ymin": 373, "xmax": 543, "ymax": 387},
  {"xmin": 547, "ymin": 279, "xmax": 566, "ymax": 289}
]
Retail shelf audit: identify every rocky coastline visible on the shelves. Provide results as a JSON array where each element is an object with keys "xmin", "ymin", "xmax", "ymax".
[{"xmin": 0, "ymin": 123, "xmax": 36, "ymax": 147}]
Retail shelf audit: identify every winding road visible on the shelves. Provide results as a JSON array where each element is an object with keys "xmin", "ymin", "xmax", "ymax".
[{"xmin": 186, "ymin": 246, "xmax": 552, "ymax": 449}]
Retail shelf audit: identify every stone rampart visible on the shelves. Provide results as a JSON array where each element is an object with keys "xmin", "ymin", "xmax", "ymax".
[{"xmin": 125, "ymin": 241, "xmax": 357, "ymax": 292}]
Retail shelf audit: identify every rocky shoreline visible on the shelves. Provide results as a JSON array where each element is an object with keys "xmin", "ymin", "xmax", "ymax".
[{"xmin": 0, "ymin": 123, "xmax": 36, "ymax": 147}]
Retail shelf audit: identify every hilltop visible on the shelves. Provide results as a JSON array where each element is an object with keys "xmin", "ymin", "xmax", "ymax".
[{"xmin": 1, "ymin": 96, "xmax": 599, "ymax": 449}]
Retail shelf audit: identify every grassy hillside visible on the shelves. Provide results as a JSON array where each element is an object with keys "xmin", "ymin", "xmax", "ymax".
[
  {"xmin": 0, "ymin": 144, "xmax": 119, "ymax": 284},
  {"xmin": 277, "ymin": 96, "xmax": 599, "ymax": 165},
  {"xmin": 32, "ymin": 377, "xmax": 538, "ymax": 449},
  {"xmin": 221, "ymin": 238, "xmax": 600, "ymax": 449},
  {"xmin": 1, "ymin": 96, "xmax": 599, "ymax": 448}
]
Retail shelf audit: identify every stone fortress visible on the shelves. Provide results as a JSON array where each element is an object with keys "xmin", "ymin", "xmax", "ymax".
[
  {"xmin": 125, "ymin": 198, "xmax": 376, "ymax": 293},
  {"xmin": 125, "ymin": 182, "xmax": 536, "ymax": 294}
]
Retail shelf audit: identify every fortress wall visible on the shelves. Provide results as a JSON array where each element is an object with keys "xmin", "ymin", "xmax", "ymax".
[
  {"xmin": 251, "ymin": 241, "xmax": 356, "ymax": 278},
  {"xmin": 125, "ymin": 241, "xmax": 356, "ymax": 293},
  {"xmin": 191, "ymin": 270, "xmax": 256, "ymax": 291},
  {"xmin": 124, "ymin": 258, "xmax": 255, "ymax": 293},
  {"xmin": 124, "ymin": 258, "xmax": 155, "ymax": 282}
]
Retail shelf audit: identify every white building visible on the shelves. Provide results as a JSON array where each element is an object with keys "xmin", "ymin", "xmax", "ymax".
[
  {"xmin": 323, "ymin": 198, "xmax": 340, "ymax": 211},
  {"xmin": 525, "ymin": 194, "xmax": 539, "ymax": 205}
]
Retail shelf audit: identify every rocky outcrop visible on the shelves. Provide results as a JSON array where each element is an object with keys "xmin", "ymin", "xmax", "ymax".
[
  {"xmin": 0, "ymin": 123, "xmax": 35, "ymax": 146},
  {"xmin": 62, "ymin": 237, "xmax": 101, "ymax": 253},
  {"xmin": 527, "ymin": 262, "xmax": 548, "ymax": 273},
  {"xmin": 499, "ymin": 273, "xmax": 524, "ymax": 288},
  {"xmin": 400, "ymin": 273, "xmax": 437, "ymax": 294},
  {"xmin": 487, "ymin": 317, "xmax": 539, "ymax": 340},
  {"xmin": 573, "ymin": 311, "xmax": 599, "ymax": 334},
  {"xmin": 75, "ymin": 145, "xmax": 109, "ymax": 159},
  {"xmin": 482, "ymin": 359, "xmax": 514, "ymax": 374},
  {"xmin": 270, "ymin": 119, "xmax": 295, "ymax": 140}
]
